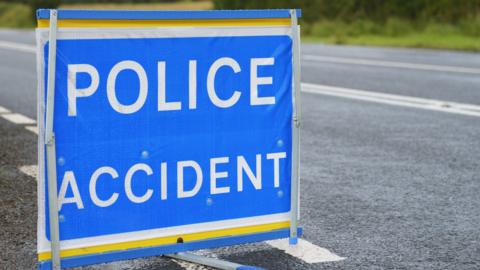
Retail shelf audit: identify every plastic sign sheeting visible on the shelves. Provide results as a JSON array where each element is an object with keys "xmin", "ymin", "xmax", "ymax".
[{"xmin": 36, "ymin": 9, "xmax": 300, "ymax": 269}]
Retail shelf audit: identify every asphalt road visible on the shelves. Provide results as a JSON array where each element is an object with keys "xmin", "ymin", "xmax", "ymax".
[{"xmin": 1, "ymin": 29, "xmax": 479, "ymax": 269}]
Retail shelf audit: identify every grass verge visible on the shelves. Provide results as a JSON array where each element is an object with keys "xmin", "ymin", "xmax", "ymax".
[
  {"xmin": 0, "ymin": 1, "xmax": 212, "ymax": 28},
  {"xmin": 59, "ymin": 1, "xmax": 212, "ymax": 10},
  {"xmin": 303, "ymin": 18, "xmax": 480, "ymax": 51},
  {"xmin": 304, "ymin": 33, "xmax": 480, "ymax": 51},
  {"xmin": 0, "ymin": 3, "xmax": 34, "ymax": 28}
]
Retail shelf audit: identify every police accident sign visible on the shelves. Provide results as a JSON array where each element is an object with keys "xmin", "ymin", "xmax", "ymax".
[{"xmin": 36, "ymin": 9, "xmax": 301, "ymax": 268}]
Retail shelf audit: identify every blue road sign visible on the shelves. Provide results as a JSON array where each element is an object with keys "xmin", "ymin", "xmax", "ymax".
[{"xmin": 36, "ymin": 9, "xmax": 301, "ymax": 269}]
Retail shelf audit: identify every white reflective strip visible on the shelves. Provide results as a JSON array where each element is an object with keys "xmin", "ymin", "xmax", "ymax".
[
  {"xmin": 302, "ymin": 83, "xmax": 480, "ymax": 117},
  {"xmin": 38, "ymin": 212, "xmax": 290, "ymax": 253},
  {"xmin": 0, "ymin": 40, "xmax": 36, "ymax": 54},
  {"xmin": 0, "ymin": 105, "xmax": 10, "ymax": 114},
  {"xmin": 35, "ymin": 26, "xmax": 292, "ymax": 43},
  {"xmin": 267, "ymin": 238, "xmax": 345, "ymax": 263},
  {"xmin": 1, "ymin": 113, "xmax": 36, "ymax": 124},
  {"xmin": 303, "ymin": 55, "xmax": 480, "ymax": 75}
]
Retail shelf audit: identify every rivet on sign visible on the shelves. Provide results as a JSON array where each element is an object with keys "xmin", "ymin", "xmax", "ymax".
[
  {"xmin": 277, "ymin": 190, "xmax": 284, "ymax": 198},
  {"xmin": 206, "ymin": 198, "xmax": 213, "ymax": 206},
  {"xmin": 141, "ymin": 150, "xmax": 149, "ymax": 159},
  {"xmin": 59, "ymin": 215, "xmax": 65, "ymax": 222},
  {"xmin": 57, "ymin": 157, "xmax": 65, "ymax": 166},
  {"xmin": 277, "ymin": 139, "xmax": 284, "ymax": 147}
]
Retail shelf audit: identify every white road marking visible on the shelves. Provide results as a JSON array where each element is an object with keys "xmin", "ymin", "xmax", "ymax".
[
  {"xmin": 266, "ymin": 238, "xmax": 345, "ymax": 263},
  {"xmin": 25, "ymin": 125, "xmax": 38, "ymax": 134},
  {"xmin": 18, "ymin": 165, "xmax": 37, "ymax": 179},
  {"xmin": 0, "ymin": 40, "xmax": 36, "ymax": 54},
  {"xmin": 302, "ymin": 83, "xmax": 480, "ymax": 117},
  {"xmin": 0, "ymin": 105, "xmax": 10, "ymax": 114},
  {"xmin": 0, "ymin": 106, "xmax": 39, "ymax": 132},
  {"xmin": 1, "ymin": 113, "xmax": 36, "ymax": 124},
  {"xmin": 303, "ymin": 55, "xmax": 480, "ymax": 75}
]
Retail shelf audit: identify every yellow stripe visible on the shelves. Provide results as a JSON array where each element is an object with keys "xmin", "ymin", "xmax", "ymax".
[
  {"xmin": 38, "ymin": 221, "xmax": 289, "ymax": 261},
  {"xmin": 37, "ymin": 18, "xmax": 291, "ymax": 28}
]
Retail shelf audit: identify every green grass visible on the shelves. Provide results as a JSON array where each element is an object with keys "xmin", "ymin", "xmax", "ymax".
[
  {"xmin": 0, "ymin": 1, "xmax": 212, "ymax": 29},
  {"xmin": 304, "ymin": 33, "xmax": 480, "ymax": 51},
  {"xmin": 0, "ymin": 3, "xmax": 34, "ymax": 28},
  {"xmin": 303, "ymin": 18, "xmax": 480, "ymax": 51},
  {"xmin": 60, "ymin": 1, "xmax": 212, "ymax": 10}
]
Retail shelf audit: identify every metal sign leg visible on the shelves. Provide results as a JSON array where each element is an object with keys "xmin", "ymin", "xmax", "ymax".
[
  {"xmin": 166, "ymin": 252, "xmax": 265, "ymax": 270},
  {"xmin": 289, "ymin": 9, "xmax": 302, "ymax": 246},
  {"xmin": 45, "ymin": 9, "xmax": 61, "ymax": 270}
]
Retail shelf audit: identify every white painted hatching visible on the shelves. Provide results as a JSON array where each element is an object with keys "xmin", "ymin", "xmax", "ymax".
[{"xmin": 266, "ymin": 238, "xmax": 345, "ymax": 263}]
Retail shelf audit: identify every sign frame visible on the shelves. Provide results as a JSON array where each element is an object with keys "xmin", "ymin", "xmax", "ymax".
[{"xmin": 36, "ymin": 9, "xmax": 302, "ymax": 270}]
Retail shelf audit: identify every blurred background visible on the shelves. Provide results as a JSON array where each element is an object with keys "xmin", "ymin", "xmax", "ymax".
[
  {"xmin": 0, "ymin": 0, "xmax": 478, "ymax": 51},
  {"xmin": 1, "ymin": 1, "xmax": 480, "ymax": 269}
]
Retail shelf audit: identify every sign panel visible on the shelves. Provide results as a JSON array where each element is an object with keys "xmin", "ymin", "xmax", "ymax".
[{"xmin": 36, "ymin": 9, "xmax": 301, "ymax": 269}]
